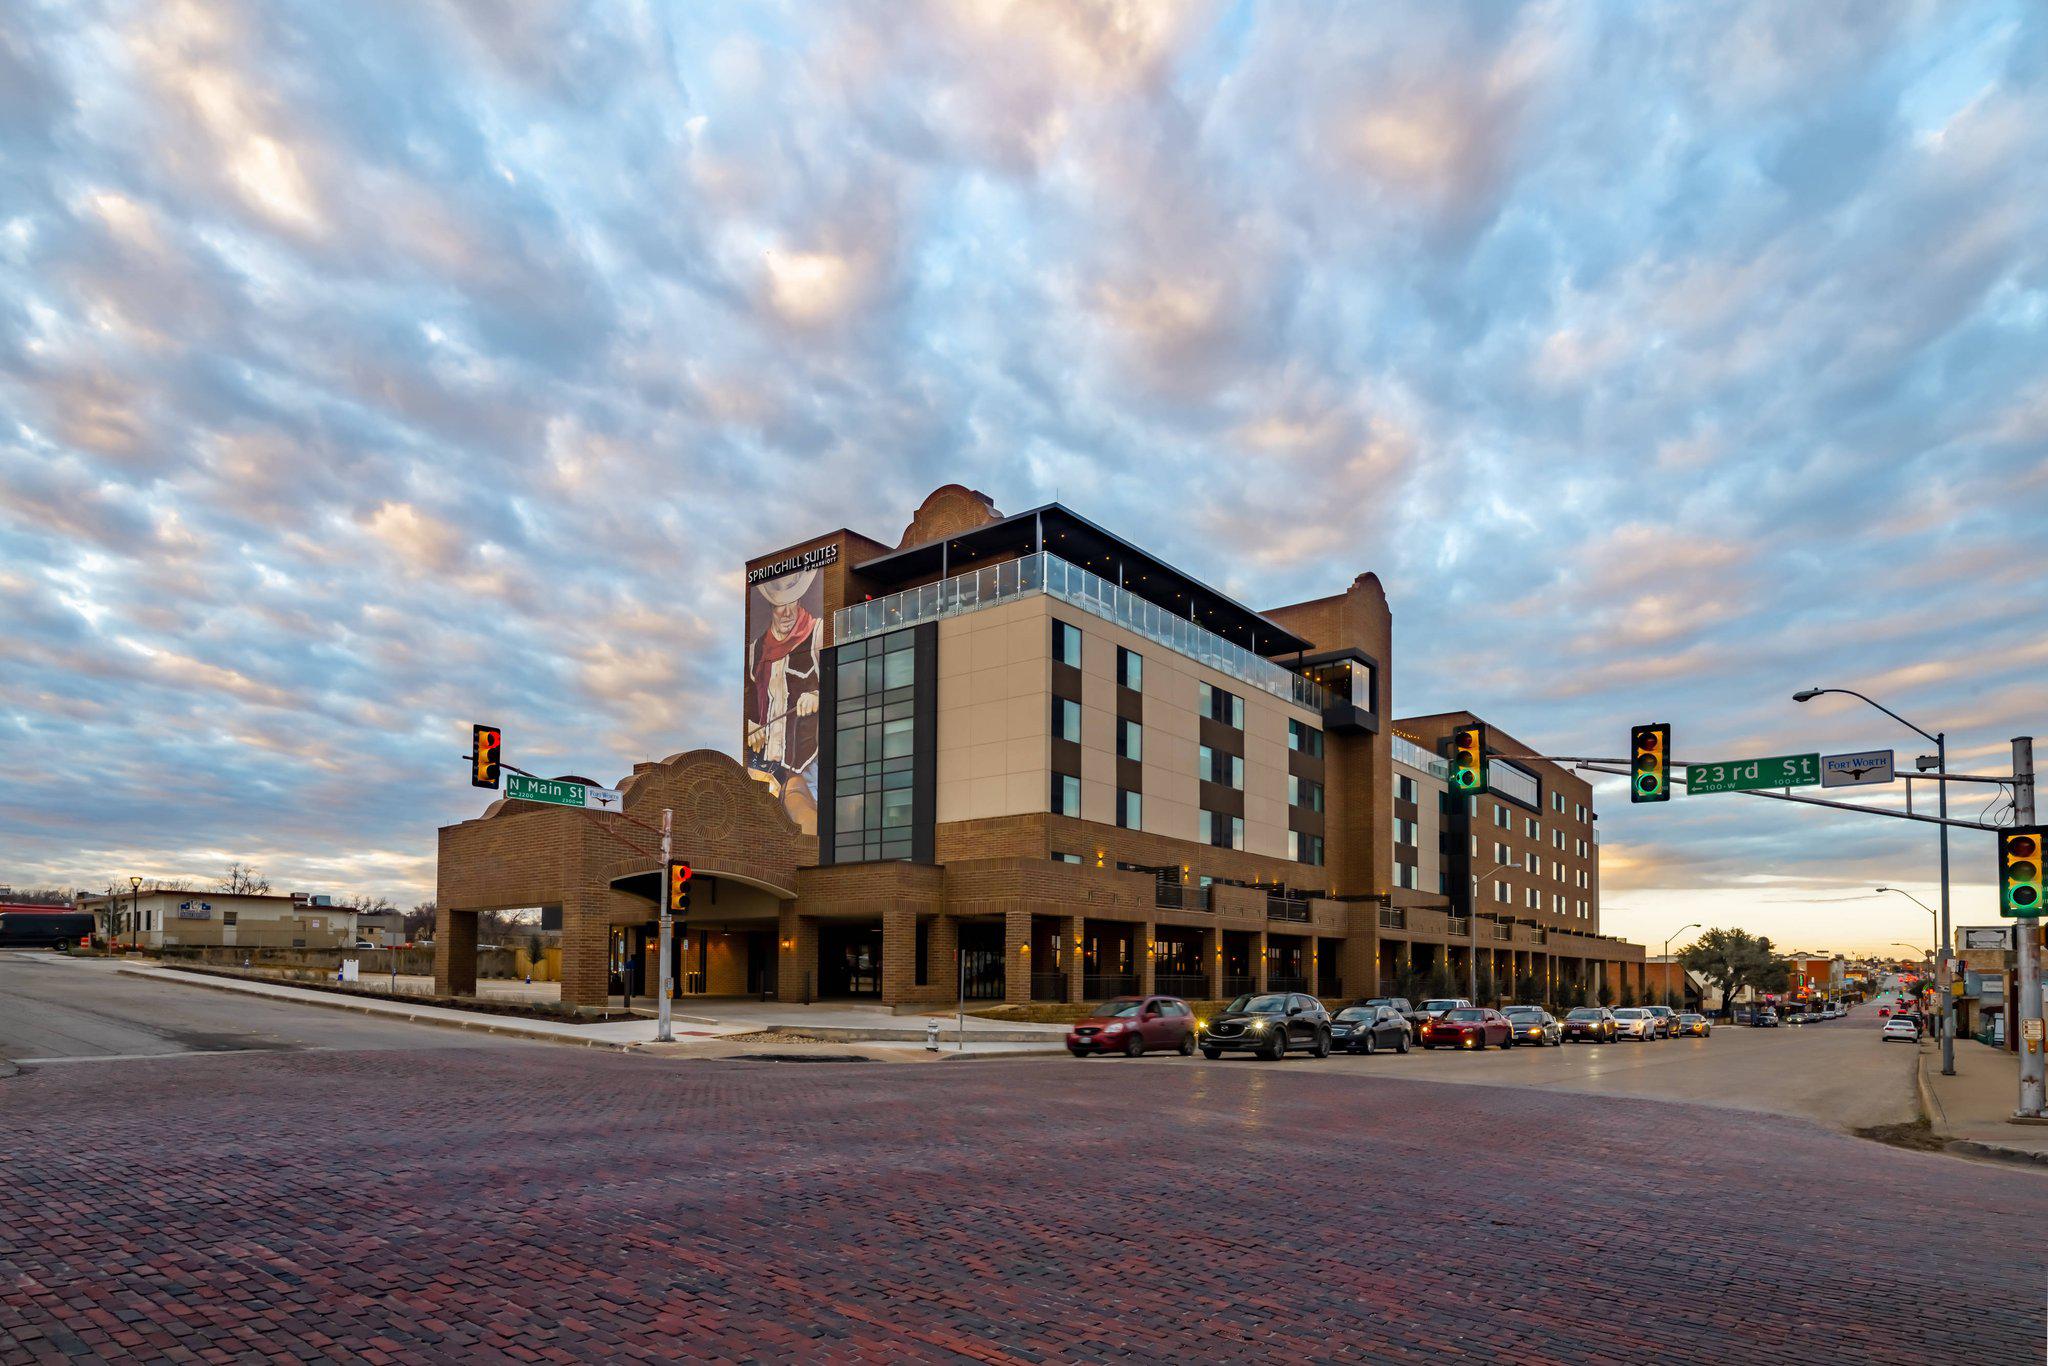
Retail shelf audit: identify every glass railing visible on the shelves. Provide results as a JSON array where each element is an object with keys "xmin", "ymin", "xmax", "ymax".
[
  {"xmin": 832, "ymin": 551, "xmax": 1333, "ymax": 712},
  {"xmin": 1391, "ymin": 735, "xmax": 1448, "ymax": 780}
]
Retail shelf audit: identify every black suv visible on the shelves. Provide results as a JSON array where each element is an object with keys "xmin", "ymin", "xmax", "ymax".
[{"xmin": 1199, "ymin": 992, "xmax": 1331, "ymax": 1060}]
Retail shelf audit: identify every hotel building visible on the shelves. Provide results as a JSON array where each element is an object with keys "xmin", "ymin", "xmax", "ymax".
[{"xmin": 435, "ymin": 485, "xmax": 1646, "ymax": 1008}]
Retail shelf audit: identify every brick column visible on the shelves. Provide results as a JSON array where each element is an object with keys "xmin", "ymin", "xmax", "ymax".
[
  {"xmin": 1205, "ymin": 926, "xmax": 1225, "ymax": 1001},
  {"xmin": 1065, "ymin": 914, "xmax": 1085, "ymax": 1004},
  {"xmin": 776, "ymin": 902, "xmax": 816, "ymax": 1004},
  {"xmin": 559, "ymin": 894, "xmax": 612, "ymax": 1008},
  {"xmin": 1256, "ymin": 928, "xmax": 1270, "ymax": 991},
  {"xmin": 1005, "ymin": 909, "xmax": 1031, "ymax": 1005},
  {"xmin": 1139, "ymin": 920, "xmax": 1156, "ymax": 996},
  {"xmin": 929, "ymin": 914, "xmax": 959, "ymax": 1004},
  {"xmin": 435, "ymin": 908, "xmax": 478, "ymax": 997},
  {"xmin": 1338, "ymin": 933, "xmax": 1375, "ymax": 1005},
  {"xmin": 881, "ymin": 905, "xmax": 918, "ymax": 1007}
]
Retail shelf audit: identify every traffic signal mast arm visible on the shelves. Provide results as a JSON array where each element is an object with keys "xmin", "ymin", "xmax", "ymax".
[{"xmin": 1514, "ymin": 756, "xmax": 2012, "ymax": 832}]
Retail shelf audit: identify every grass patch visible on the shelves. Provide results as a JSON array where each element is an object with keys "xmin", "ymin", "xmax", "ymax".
[{"xmin": 155, "ymin": 962, "xmax": 632, "ymax": 1024}]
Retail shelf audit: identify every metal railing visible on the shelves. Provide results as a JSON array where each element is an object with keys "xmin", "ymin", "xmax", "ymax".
[
  {"xmin": 1029, "ymin": 971, "xmax": 1068, "ymax": 1001},
  {"xmin": 1267, "ymin": 974, "xmax": 1310, "ymax": 993},
  {"xmin": 1156, "ymin": 882, "xmax": 1211, "ymax": 912},
  {"xmin": 1267, "ymin": 896, "xmax": 1311, "ymax": 923},
  {"xmin": 1391, "ymin": 734, "xmax": 1449, "ymax": 781},
  {"xmin": 831, "ymin": 551, "xmax": 1333, "ymax": 712},
  {"xmin": 1082, "ymin": 973, "xmax": 1139, "ymax": 999},
  {"xmin": 1448, "ymin": 916, "xmax": 1471, "ymax": 937},
  {"xmin": 1155, "ymin": 973, "xmax": 1209, "ymax": 1000},
  {"xmin": 1222, "ymin": 975, "xmax": 1256, "ymax": 997},
  {"xmin": 1492, "ymin": 924, "xmax": 1513, "ymax": 942},
  {"xmin": 1378, "ymin": 907, "xmax": 1407, "ymax": 930}
]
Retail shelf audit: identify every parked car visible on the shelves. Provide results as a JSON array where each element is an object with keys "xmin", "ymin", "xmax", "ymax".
[
  {"xmin": 1562, "ymin": 1006, "xmax": 1617, "ymax": 1043},
  {"xmin": 1421, "ymin": 1006, "xmax": 1513, "ymax": 1050},
  {"xmin": 1417, "ymin": 998, "xmax": 1474, "ymax": 1022},
  {"xmin": 1754, "ymin": 1008, "xmax": 1780, "ymax": 1028},
  {"xmin": 1198, "ymin": 992, "xmax": 1330, "ymax": 1061},
  {"xmin": 1067, "ymin": 996, "xmax": 1197, "ymax": 1058},
  {"xmin": 1880, "ymin": 1017, "xmax": 1923, "ymax": 1044},
  {"xmin": 1360, "ymin": 997, "xmax": 1422, "ymax": 1036},
  {"xmin": 1612, "ymin": 1007, "xmax": 1659, "ymax": 1041},
  {"xmin": 1642, "ymin": 1004, "xmax": 1678, "ymax": 1038},
  {"xmin": 1501, "ymin": 1006, "xmax": 1561, "ymax": 1047},
  {"xmin": 1330, "ymin": 1003, "xmax": 1412, "ymax": 1055},
  {"xmin": 1675, "ymin": 1013, "xmax": 1712, "ymax": 1037}
]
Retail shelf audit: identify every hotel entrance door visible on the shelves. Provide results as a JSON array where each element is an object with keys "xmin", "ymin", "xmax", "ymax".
[{"xmin": 819, "ymin": 923, "xmax": 882, "ymax": 998}]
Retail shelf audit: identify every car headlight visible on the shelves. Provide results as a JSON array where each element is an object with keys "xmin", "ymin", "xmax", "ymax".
[
  {"xmin": 1248, "ymin": 1020, "xmax": 1266, "ymax": 1032},
  {"xmin": 1194, "ymin": 1018, "xmax": 1206, "ymax": 1032},
  {"xmin": 1103, "ymin": 1023, "xmax": 1123, "ymax": 1033}
]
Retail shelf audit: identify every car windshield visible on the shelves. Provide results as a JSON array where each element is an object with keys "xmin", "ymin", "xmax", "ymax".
[
  {"xmin": 1364, "ymin": 999, "xmax": 1397, "ymax": 1008},
  {"xmin": 1335, "ymin": 1007, "xmax": 1373, "ymax": 1021},
  {"xmin": 1421, "ymin": 1000, "xmax": 1462, "ymax": 1011},
  {"xmin": 1092, "ymin": 1000, "xmax": 1142, "ymax": 1017},
  {"xmin": 1614, "ymin": 1009, "xmax": 1645, "ymax": 1019},
  {"xmin": 1444, "ymin": 1008, "xmax": 1485, "ymax": 1022},
  {"xmin": 1227, "ymin": 994, "xmax": 1290, "ymax": 1014},
  {"xmin": 1679, "ymin": 1015, "xmax": 1703, "ymax": 1022},
  {"xmin": 1567, "ymin": 1008, "xmax": 1601, "ymax": 1020},
  {"xmin": 1503, "ymin": 1007, "xmax": 1539, "ymax": 1017}
]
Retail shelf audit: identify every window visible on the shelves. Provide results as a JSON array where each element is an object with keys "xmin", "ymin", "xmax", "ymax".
[
  {"xmin": 1492, "ymin": 806, "xmax": 1509, "ymax": 829},
  {"xmin": 1117, "ymin": 717, "xmax": 1142, "ymax": 761},
  {"xmin": 222, "ymin": 910, "xmax": 238, "ymax": 926},
  {"xmin": 1052, "ymin": 697, "xmax": 1081, "ymax": 741},
  {"xmin": 1526, "ymin": 853, "xmax": 1541, "ymax": 875},
  {"xmin": 1289, "ymin": 774, "xmax": 1324, "ymax": 811},
  {"xmin": 1116, "ymin": 788, "xmax": 1142, "ymax": 830},
  {"xmin": 1526, "ymin": 817, "xmax": 1540, "ymax": 839},
  {"xmin": 1396, "ymin": 775, "xmax": 1418, "ymax": 803},
  {"xmin": 1117, "ymin": 647, "xmax": 1143, "ymax": 691},
  {"xmin": 915, "ymin": 920, "xmax": 929, "ymax": 986},
  {"xmin": 1526, "ymin": 887, "xmax": 1540, "ymax": 909},
  {"xmin": 1552, "ymin": 791, "xmax": 1564, "ymax": 813},
  {"xmin": 1288, "ymin": 719, "xmax": 1323, "ymax": 756},
  {"xmin": 1052, "ymin": 852, "xmax": 1082, "ymax": 865},
  {"xmin": 1289, "ymin": 831, "xmax": 1325, "ymax": 866},
  {"xmin": 1200, "ymin": 744, "xmax": 1243, "ymax": 789},
  {"xmin": 1394, "ymin": 861, "xmax": 1416, "ymax": 888},
  {"xmin": 1199, "ymin": 810, "xmax": 1244, "ymax": 849},
  {"xmin": 1395, "ymin": 818, "xmax": 1417, "ymax": 846},
  {"xmin": 1197, "ymin": 681, "xmax": 1244, "ymax": 728},
  {"xmin": 1052, "ymin": 619, "xmax": 1082, "ymax": 667},
  {"xmin": 1495, "ymin": 841, "xmax": 1510, "ymax": 865},
  {"xmin": 1051, "ymin": 772, "xmax": 1080, "ymax": 816},
  {"xmin": 1554, "ymin": 830, "xmax": 1564, "ymax": 850},
  {"xmin": 830, "ymin": 628, "xmax": 920, "ymax": 864},
  {"xmin": 1575, "ymin": 803, "xmax": 1587, "ymax": 822},
  {"xmin": 1494, "ymin": 882, "xmax": 1510, "ymax": 904}
]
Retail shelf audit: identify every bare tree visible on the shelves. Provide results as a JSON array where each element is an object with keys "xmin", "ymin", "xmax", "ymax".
[{"xmin": 218, "ymin": 862, "xmax": 271, "ymax": 895}]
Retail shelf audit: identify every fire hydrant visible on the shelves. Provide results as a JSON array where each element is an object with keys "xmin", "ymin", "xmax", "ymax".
[{"xmin": 926, "ymin": 1019, "xmax": 941, "ymax": 1052}]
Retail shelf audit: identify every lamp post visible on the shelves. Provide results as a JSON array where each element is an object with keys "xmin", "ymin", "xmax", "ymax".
[
  {"xmin": 127, "ymin": 875, "xmax": 142, "ymax": 952},
  {"xmin": 1875, "ymin": 887, "xmax": 1938, "ymax": 961},
  {"xmin": 1661, "ymin": 923, "xmax": 1700, "ymax": 1012},
  {"xmin": 1468, "ymin": 863, "xmax": 1513, "ymax": 1003},
  {"xmin": 1795, "ymin": 687, "xmax": 1953, "ymax": 1075}
]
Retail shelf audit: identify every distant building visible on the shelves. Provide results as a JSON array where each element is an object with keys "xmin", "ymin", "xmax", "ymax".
[{"xmin": 78, "ymin": 888, "xmax": 358, "ymax": 950}]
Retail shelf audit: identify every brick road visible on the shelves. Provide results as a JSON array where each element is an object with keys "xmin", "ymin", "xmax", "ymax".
[{"xmin": 2, "ymin": 1046, "xmax": 2040, "ymax": 1363}]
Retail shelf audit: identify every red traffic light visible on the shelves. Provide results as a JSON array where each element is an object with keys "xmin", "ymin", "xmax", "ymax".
[
  {"xmin": 471, "ymin": 724, "xmax": 502, "ymax": 789},
  {"xmin": 666, "ymin": 862, "xmax": 693, "ymax": 914}
]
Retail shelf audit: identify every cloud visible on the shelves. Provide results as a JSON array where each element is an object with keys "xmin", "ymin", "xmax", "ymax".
[{"xmin": 0, "ymin": 0, "xmax": 2041, "ymax": 952}]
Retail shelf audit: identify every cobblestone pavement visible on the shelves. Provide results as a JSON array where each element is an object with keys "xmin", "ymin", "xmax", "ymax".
[{"xmin": 3, "ymin": 1047, "xmax": 2040, "ymax": 1363}]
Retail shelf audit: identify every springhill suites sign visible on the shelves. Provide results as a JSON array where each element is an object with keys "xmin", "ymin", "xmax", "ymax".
[{"xmin": 748, "ymin": 543, "xmax": 839, "ymax": 584}]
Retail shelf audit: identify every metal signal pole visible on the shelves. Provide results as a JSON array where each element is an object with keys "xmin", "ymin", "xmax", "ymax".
[
  {"xmin": 2013, "ymin": 737, "xmax": 2041, "ymax": 1119},
  {"xmin": 657, "ymin": 807, "xmax": 674, "ymax": 1044}
]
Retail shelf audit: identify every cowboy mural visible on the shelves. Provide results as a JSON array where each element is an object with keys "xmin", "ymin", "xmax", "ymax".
[{"xmin": 744, "ymin": 566, "xmax": 823, "ymax": 834}]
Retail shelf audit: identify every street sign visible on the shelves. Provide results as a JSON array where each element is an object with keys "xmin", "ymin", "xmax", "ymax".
[
  {"xmin": 1684, "ymin": 753, "xmax": 1821, "ymax": 795},
  {"xmin": 1821, "ymin": 749, "xmax": 1895, "ymax": 788},
  {"xmin": 504, "ymin": 774, "xmax": 626, "ymax": 810}
]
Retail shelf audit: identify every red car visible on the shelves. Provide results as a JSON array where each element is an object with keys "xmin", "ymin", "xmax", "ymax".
[
  {"xmin": 1067, "ymin": 996, "xmax": 1197, "ymax": 1058},
  {"xmin": 1421, "ymin": 1007, "xmax": 1515, "ymax": 1050}
]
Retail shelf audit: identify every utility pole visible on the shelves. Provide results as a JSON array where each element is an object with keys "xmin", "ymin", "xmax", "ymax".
[
  {"xmin": 1934, "ymin": 730, "xmax": 1955, "ymax": 1078},
  {"xmin": 656, "ymin": 807, "xmax": 674, "ymax": 1045},
  {"xmin": 2014, "ymin": 737, "xmax": 2041, "ymax": 1119}
]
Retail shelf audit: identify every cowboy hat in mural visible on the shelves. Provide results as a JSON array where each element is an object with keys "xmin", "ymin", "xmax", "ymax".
[{"xmin": 744, "ymin": 567, "xmax": 822, "ymax": 834}]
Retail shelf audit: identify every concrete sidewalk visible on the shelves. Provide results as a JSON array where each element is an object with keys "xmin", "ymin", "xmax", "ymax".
[
  {"xmin": 118, "ymin": 963, "xmax": 1066, "ymax": 1056},
  {"xmin": 1919, "ymin": 1038, "xmax": 2048, "ymax": 1167}
]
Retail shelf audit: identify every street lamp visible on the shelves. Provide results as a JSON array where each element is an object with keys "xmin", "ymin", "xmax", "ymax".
[
  {"xmin": 1660, "ymin": 922, "xmax": 1700, "ymax": 1012},
  {"xmin": 1796, "ymin": 686, "xmax": 1954, "ymax": 1075},
  {"xmin": 1468, "ymin": 863, "xmax": 1514, "ymax": 1002},
  {"xmin": 127, "ymin": 875, "xmax": 142, "ymax": 952},
  {"xmin": 1875, "ymin": 887, "xmax": 1938, "ymax": 958}
]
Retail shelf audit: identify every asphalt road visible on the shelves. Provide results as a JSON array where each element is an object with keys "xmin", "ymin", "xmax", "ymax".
[
  {"xmin": 0, "ymin": 951, "xmax": 537, "ymax": 1065},
  {"xmin": 2, "ymin": 961, "xmax": 2039, "ymax": 1362}
]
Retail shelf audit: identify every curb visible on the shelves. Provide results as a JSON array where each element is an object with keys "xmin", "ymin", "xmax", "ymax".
[
  {"xmin": 751, "ymin": 1025, "xmax": 1064, "ymax": 1044},
  {"xmin": 0, "ymin": 1060, "xmax": 17, "ymax": 1081},
  {"xmin": 1916, "ymin": 1041, "xmax": 2048, "ymax": 1169},
  {"xmin": 116, "ymin": 967, "xmax": 648, "ymax": 1052}
]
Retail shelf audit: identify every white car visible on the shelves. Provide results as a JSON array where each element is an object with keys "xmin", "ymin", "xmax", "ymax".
[
  {"xmin": 1880, "ymin": 1017, "xmax": 1922, "ymax": 1043},
  {"xmin": 1611, "ymin": 1007, "xmax": 1658, "ymax": 1041}
]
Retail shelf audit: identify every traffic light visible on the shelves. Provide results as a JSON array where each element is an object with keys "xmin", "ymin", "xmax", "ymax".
[
  {"xmin": 1449, "ymin": 723, "xmax": 1488, "ymax": 795},
  {"xmin": 471, "ymin": 724, "xmax": 502, "ymax": 789},
  {"xmin": 666, "ymin": 862, "xmax": 693, "ymax": 917},
  {"xmin": 1999, "ymin": 827, "xmax": 2045, "ymax": 918},
  {"xmin": 1630, "ymin": 723, "xmax": 1671, "ymax": 803}
]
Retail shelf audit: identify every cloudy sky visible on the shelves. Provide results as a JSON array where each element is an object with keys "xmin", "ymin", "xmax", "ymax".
[{"xmin": 2, "ymin": 0, "xmax": 2042, "ymax": 955}]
